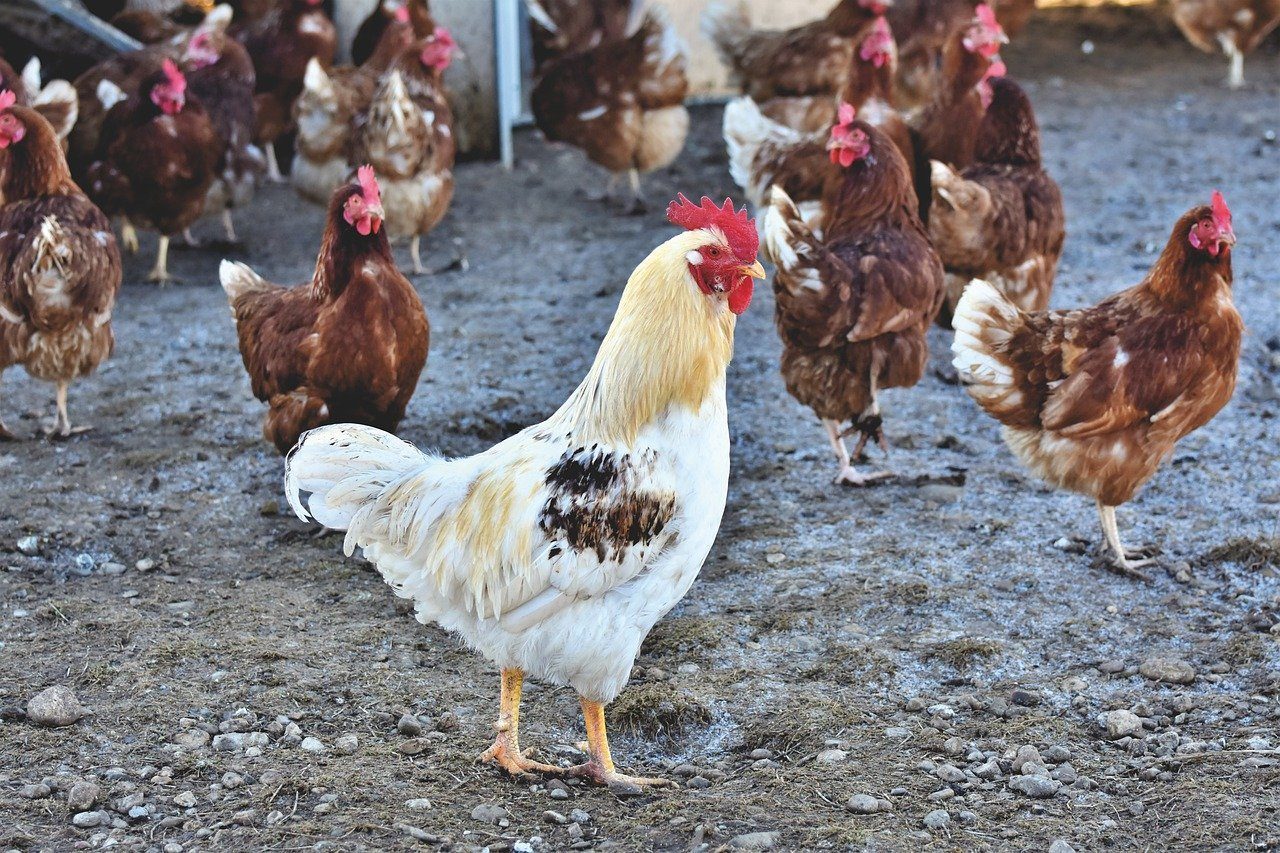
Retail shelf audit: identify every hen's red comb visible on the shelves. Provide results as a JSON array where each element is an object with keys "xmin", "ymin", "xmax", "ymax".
[
  {"xmin": 161, "ymin": 58, "xmax": 187, "ymax": 92},
  {"xmin": 357, "ymin": 164, "xmax": 382, "ymax": 208},
  {"xmin": 1211, "ymin": 190, "xmax": 1231, "ymax": 229},
  {"xmin": 667, "ymin": 194, "xmax": 758, "ymax": 261},
  {"xmin": 837, "ymin": 102, "xmax": 857, "ymax": 127},
  {"xmin": 860, "ymin": 17, "xmax": 894, "ymax": 64},
  {"xmin": 975, "ymin": 3, "xmax": 999, "ymax": 28},
  {"xmin": 394, "ymin": 5, "xmax": 409, "ymax": 22},
  {"xmin": 0, "ymin": 90, "xmax": 14, "ymax": 112}
]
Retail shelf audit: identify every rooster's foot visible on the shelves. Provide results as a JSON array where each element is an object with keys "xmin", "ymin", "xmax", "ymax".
[
  {"xmin": 565, "ymin": 759, "xmax": 675, "ymax": 796},
  {"xmin": 478, "ymin": 739, "xmax": 564, "ymax": 779}
]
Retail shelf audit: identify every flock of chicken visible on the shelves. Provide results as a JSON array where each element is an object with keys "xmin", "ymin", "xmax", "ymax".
[{"xmin": 0, "ymin": 0, "xmax": 1266, "ymax": 790}]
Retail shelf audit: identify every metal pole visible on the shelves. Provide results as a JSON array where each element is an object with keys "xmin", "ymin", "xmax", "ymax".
[{"xmin": 493, "ymin": 0, "xmax": 520, "ymax": 170}]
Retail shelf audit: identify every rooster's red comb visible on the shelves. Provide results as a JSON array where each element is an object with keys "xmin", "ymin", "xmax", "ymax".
[
  {"xmin": 161, "ymin": 58, "xmax": 187, "ymax": 92},
  {"xmin": 1211, "ymin": 190, "xmax": 1231, "ymax": 228},
  {"xmin": 357, "ymin": 164, "xmax": 382, "ymax": 207},
  {"xmin": 0, "ymin": 90, "xmax": 14, "ymax": 112},
  {"xmin": 667, "ymin": 194, "xmax": 758, "ymax": 261}
]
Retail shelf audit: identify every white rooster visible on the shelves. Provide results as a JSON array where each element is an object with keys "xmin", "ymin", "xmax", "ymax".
[{"xmin": 285, "ymin": 194, "xmax": 765, "ymax": 791}]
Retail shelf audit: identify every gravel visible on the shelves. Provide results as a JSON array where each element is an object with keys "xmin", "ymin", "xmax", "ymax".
[
  {"xmin": 1139, "ymin": 657, "xmax": 1196, "ymax": 685},
  {"xmin": 1008, "ymin": 775, "xmax": 1062, "ymax": 799},
  {"xmin": 923, "ymin": 810, "xmax": 951, "ymax": 831},
  {"xmin": 67, "ymin": 781, "xmax": 101, "ymax": 812},
  {"xmin": 1100, "ymin": 710, "xmax": 1144, "ymax": 739}
]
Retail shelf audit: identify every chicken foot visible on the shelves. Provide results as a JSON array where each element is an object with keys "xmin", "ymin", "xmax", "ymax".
[
  {"xmin": 824, "ymin": 419, "xmax": 891, "ymax": 487},
  {"xmin": 623, "ymin": 168, "xmax": 646, "ymax": 215},
  {"xmin": 120, "ymin": 221, "xmax": 139, "ymax": 254},
  {"xmin": 44, "ymin": 381, "xmax": 88, "ymax": 439},
  {"xmin": 148, "ymin": 236, "xmax": 174, "ymax": 284},
  {"xmin": 478, "ymin": 668, "xmax": 566, "ymax": 778},
  {"xmin": 565, "ymin": 697, "xmax": 675, "ymax": 796},
  {"xmin": 222, "ymin": 210, "xmax": 238, "ymax": 244},
  {"xmin": 410, "ymin": 235, "xmax": 426, "ymax": 276},
  {"xmin": 264, "ymin": 144, "xmax": 286, "ymax": 184},
  {"xmin": 1096, "ymin": 501, "xmax": 1154, "ymax": 580}
]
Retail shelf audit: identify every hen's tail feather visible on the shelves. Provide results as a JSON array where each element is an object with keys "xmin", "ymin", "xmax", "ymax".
[
  {"xmin": 219, "ymin": 259, "xmax": 271, "ymax": 303},
  {"xmin": 723, "ymin": 97, "xmax": 806, "ymax": 209},
  {"xmin": 702, "ymin": 1, "xmax": 751, "ymax": 70},
  {"xmin": 284, "ymin": 423, "xmax": 428, "ymax": 540},
  {"xmin": 951, "ymin": 279, "xmax": 1028, "ymax": 422},
  {"xmin": 761, "ymin": 184, "xmax": 811, "ymax": 272}
]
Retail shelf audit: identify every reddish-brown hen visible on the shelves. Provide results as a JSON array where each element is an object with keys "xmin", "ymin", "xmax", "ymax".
[
  {"xmin": 0, "ymin": 96, "xmax": 122, "ymax": 439},
  {"xmin": 952, "ymin": 193, "xmax": 1242, "ymax": 577},
  {"xmin": 531, "ymin": 5, "xmax": 688, "ymax": 211},
  {"xmin": 762, "ymin": 114, "xmax": 944, "ymax": 486},
  {"xmin": 703, "ymin": 0, "xmax": 887, "ymax": 101},
  {"xmin": 928, "ymin": 76, "xmax": 1064, "ymax": 323},
  {"xmin": 232, "ymin": 0, "xmax": 337, "ymax": 182},
  {"xmin": 911, "ymin": 3, "xmax": 1006, "ymax": 172},
  {"xmin": 220, "ymin": 167, "xmax": 428, "ymax": 454},
  {"xmin": 82, "ymin": 60, "xmax": 220, "ymax": 283},
  {"xmin": 352, "ymin": 0, "xmax": 435, "ymax": 67}
]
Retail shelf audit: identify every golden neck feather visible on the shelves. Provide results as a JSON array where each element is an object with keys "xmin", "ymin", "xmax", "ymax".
[{"xmin": 555, "ymin": 230, "xmax": 736, "ymax": 445}]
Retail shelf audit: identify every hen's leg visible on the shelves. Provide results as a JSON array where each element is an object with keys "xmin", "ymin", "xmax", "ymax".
[
  {"xmin": 120, "ymin": 221, "xmax": 139, "ymax": 254},
  {"xmin": 182, "ymin": 227, "xmax": 201, "ymax": 247},
  {"xmin": 478, "ymin": 668, "xmax": 564, "ymax": 778},
  {"xmin": 147, "ymin": 236, "xmax": 173, "ymax": 284},
  {"xmin": 567, "ymin": 697, "xmax": 675, "ymax": 795},
  {"xmin": 1097, "ymin": 501, "xmax": 1154, "ymax": 579},
  {"xmin": 264, "ymin": 144, "xmax": 285, "ymax": 183},
  {"xmin": 587, "ymin": 173, "xmax": 619, "ymax": 203},
  {"xmin": 222, "ymin": 209, "xmax": 238, "ymax": 244},
  {"xmin": 1218, "ymin": 33, "xmax": 1245, "ymax": 88},
  {"xmin": 0, "ymin": 372, "xmax": 14, "ymax": 441},
  {"xmin": 54, "ymin": 381, "xmax": 72, "ymax": 437},
  {"xmin": 823, "ymin": 419, "xmax": 889, "ymax": 487},
  {"xmin": 624, "ymin": 168, "xmax": 646, "ymax": 215},
  {"xmin": 410, "ymin": 235, "xmax": 425, "ymax": 276}
]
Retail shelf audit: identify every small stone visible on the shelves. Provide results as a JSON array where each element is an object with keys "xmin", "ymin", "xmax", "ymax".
[
  {"xmin": 549, "ymin": 788, "xmax": 570, "ymax": 800},
  {"xmin": 686, "ymin": 775, "xmax": 712, "ymax": 789},
  {"xmin": 67, "ymin": 781, "xmax": 101, "ymax": 812},
  {"xmin": 259, "ymin": 499, "xmax": 280, "ymax": 517},
  {"xmin": 1100, "ymin": 710, "xmax": 1143, "ymax": 739},
  {"xmin": 923, "ymin": 810, "xmax": 950, "ymax": 831},
  {"xmin": 233, "ymin": 809, "xmax": 257, "ymax": 825},
  {"xmin": 816, "ymin": 748, "xmax": 847, "ymax": 763},
  {"xmin": 846, "ymin": 794, "xmax": 881, "ymax": 814},
  {"xmin": 765, "ymin": 552, "xmax": 786, "ymax": 565},
  {"xmin": 958, "ymin": 810, "xmax": 977, "ymax": 825},
  {"xmin": 1008, "ymin": 775, "xmax": 1061, "ymax": 798},
  {"xmin": 398, "ymin": 738, "xmax": 429, "ymax": 755},
  {"xmin": 397, "ymin": 714, "xmax": 423, "ymax": 736},
  {"xmin": 135, "ymin": 558, "xmax": 156, "ymax": 571},
  {"xmin": 335, "ymin": 734, "xmax": 358, "ymax": 754},
  {"xmin": 884, "ymin": 726, "xmax": 911, "ymax": 739},
  {"xmin": 1010, "ymin": 689, "xmax": 1042, "ymax": 707},
  {"xmin": 173, "ymin": 730, "xmax": 210, "ymax": 748},
  {"xmin": 936, "ymin": 764, "xmax": 966, "ymax": 783},
  {"xmin": 71, "ymin": 810, "xmax": 106, "ymax": 828},
  {"xmin": 212, "ymin": 731, "xmax": 268, "ymax": 751},
  {"xmin": 749, "ymin": 749, "xmax": 773, "ymax": 760},
  {"xmin": 128, "ymin": 805, "xmax": 150, "ymax": 821},
  {"xmin": 471, "ymin": 804, "xmax": 507, "ymax": 824},
  {"xmin": 1044, "ymin": 745, "xmax": 1071, "ymax": 763},
  {"xmin": 16, "ymin": 535, "xmax": 39, "ymax": 555},
  {"xmin": 1051, "ymin": 763, "xmax": 1078, "ymax": 784},
  {"xmin": 972, "ymin": 758, "xmax": 1001, "ymax": 780},
  {"xmin": 920, "ymin": 484, "xmax": 963, "ymax": 503},
  {"xmin": 221, "ymin": 772, "xmax": 244, "ymax": 789},
  {"xmin": 544, "ymin": 810, "xmax": 568, "ymax": 824},
  {"xmin": 405, "ymin": 798, "xmax": 431, "ymax": 810},
  {"xmin": 1011, "ymin": 745, "xmax": 1043, "ymax": 774},
  {"xmin": 728, "ymin": 831, "xmax": 780, "ymax": 850},
  {"xmin": 173, "ymin": 791, "xmax": 197, "ymax": 808},
  {"xmin": 164, "ymin": 844, "xmax": 183, "ymax": 853},
  {"xmin": 19, "ymin": 783, "xmax": 52, "ymax": 799},
  {"xmin": 300, "ymin": 736, "xmax": 326, "ymax": 753},
  {"xmin": 26, "ymin": 685, "xmax": 84, "ymax": 727},
  {"xmin": 1049, "ymin": 841, "xmax": 1075, "ymax": 853},
  {"xmin": 1061, "ymin": 676, "xmax": 1087, "ymax": 693},
  {"xmin": 570, "ymin": 808, "xmax": 590, "ymax": 824},
  {"xmin": 1098, "ymin": 659, "xmax": 1126, "ymax": 674},
  {"xmin": 1139, "ymin": 657, "xmax": 1195, "ymax": 685}
]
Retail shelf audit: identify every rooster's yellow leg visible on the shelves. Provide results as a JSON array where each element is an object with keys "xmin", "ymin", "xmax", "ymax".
[
  {"xmin": 1096, "ymin": 501, "xmax": 1154, "ymax": 579},
  {"xmin": 478, "ymin": 668, "xmax": 564, "ymax": 778},
  {"xmin": 567, "ymin": 697, "xmax": 675, "ymax": 795}
]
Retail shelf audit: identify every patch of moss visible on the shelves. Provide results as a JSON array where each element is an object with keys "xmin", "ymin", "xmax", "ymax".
[
  {"xmin": 800, "ymin": 644, "xmax": 898, "ymax": 682},
  {"xmin": 608, "ymin": 683, "xmax": 711, "ymax": 739},
  {"xmin": 1221, "ymin": 632, "xmax": 1268, "ymax": 666},
  {"xmin": 738, "ymin": 697, "xmax": 865, "ymax": 757},
  {"xmin": 641, "ymin": 615, "xmax": 728, "ymax": 658},
  {"xmin": 922, "ymin": 638, "xmax": 1002, "ymax": 669},
  {"xmin": 1199, "ymin": 537, "xmax": 1280, "ymax": 571}
]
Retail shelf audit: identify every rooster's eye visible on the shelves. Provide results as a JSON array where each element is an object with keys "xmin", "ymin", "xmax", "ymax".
[{"xmin": 708, "ymin": 247, "xmax": 720, "ymax": 257}]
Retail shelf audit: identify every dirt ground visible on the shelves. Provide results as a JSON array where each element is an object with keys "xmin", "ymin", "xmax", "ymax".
[{"xmin": 3, "ymin": 9, "xmax": 1280, "ymax": 853}]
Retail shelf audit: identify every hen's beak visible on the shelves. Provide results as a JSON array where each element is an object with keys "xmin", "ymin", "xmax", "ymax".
[{"xmin": 741, "ymin": 260, "xmax": 767, "ymax": 280}]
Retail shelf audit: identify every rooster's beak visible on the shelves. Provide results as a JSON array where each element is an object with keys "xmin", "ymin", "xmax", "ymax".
[{"xmin": 741, "ymin": 260, "xmax": 767, "ymax": 280}]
